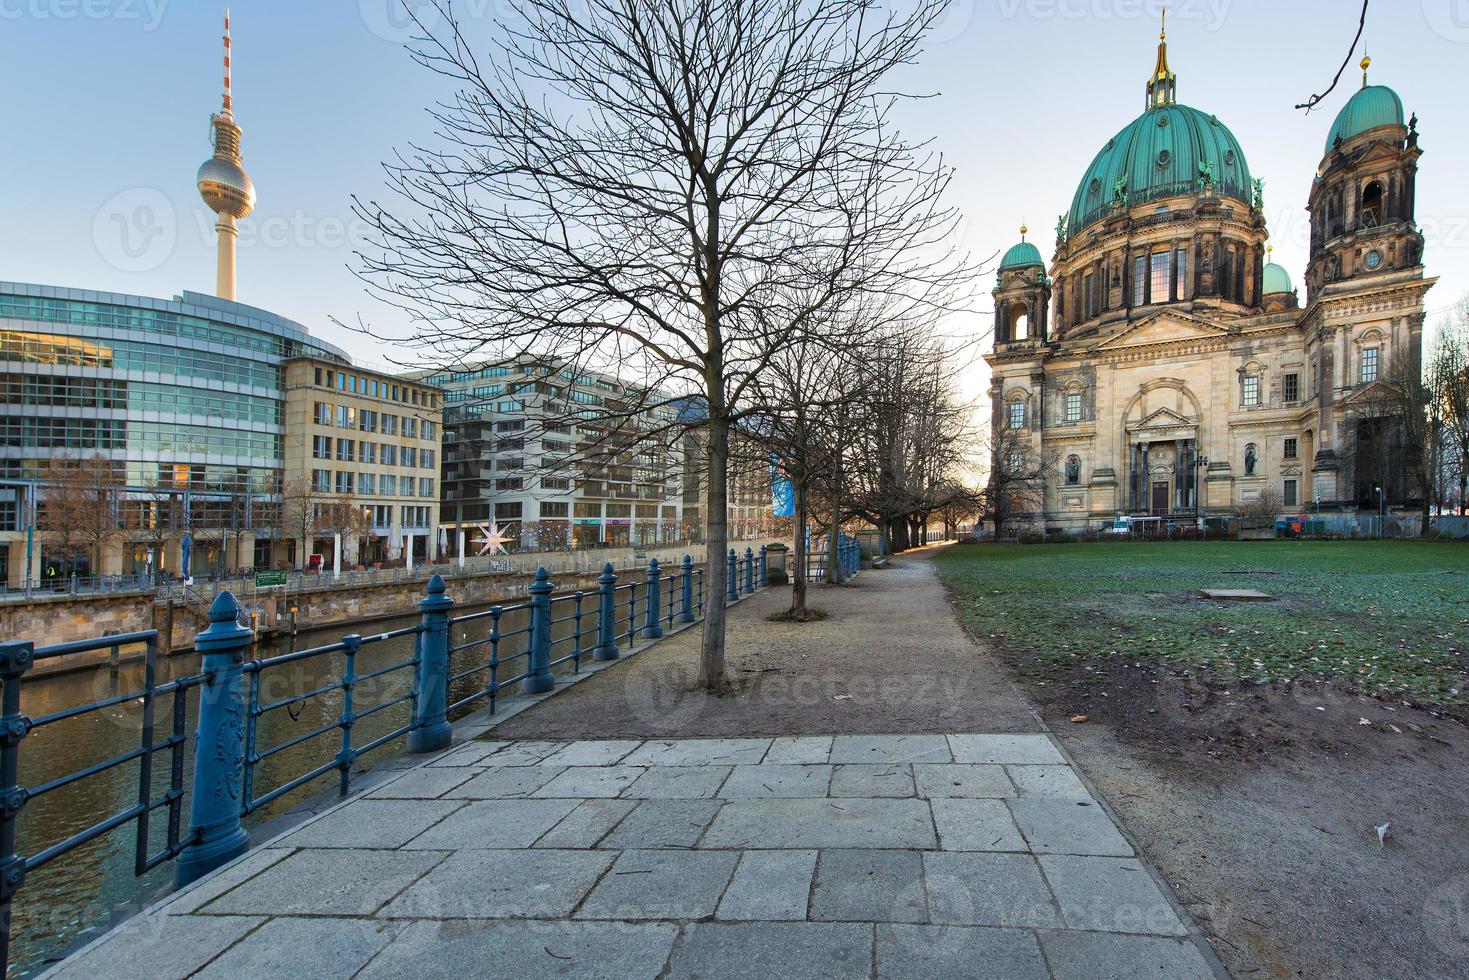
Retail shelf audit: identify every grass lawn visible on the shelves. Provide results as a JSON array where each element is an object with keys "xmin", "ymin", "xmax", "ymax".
[{"xmin": 933, "ymin": 541, "xmax": 1469, "ymax": 712}]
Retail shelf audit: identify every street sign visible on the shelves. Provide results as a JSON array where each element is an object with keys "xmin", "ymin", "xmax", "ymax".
[{"xmin": 255, "ymin": 570, "xmax": 287, "ymax": 588}]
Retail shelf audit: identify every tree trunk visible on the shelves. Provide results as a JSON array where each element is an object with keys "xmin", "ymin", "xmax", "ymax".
[
  {"xmin": 791, "ymin": 479, "xmax": 808, "ymax": 614},
  {"xmin": 699, "ymin": 412, "xmax": 731, "ymax": 690}
]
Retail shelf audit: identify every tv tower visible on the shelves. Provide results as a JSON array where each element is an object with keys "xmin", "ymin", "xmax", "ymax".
[{"xmin": 196, "ymin": 10, "xmax": 255, "ymax": 301}]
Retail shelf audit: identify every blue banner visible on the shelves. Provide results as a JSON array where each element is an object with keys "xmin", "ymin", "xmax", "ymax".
[{"xmin": 770, "ymin": 455, "xmax": 795, "ymax": 518}]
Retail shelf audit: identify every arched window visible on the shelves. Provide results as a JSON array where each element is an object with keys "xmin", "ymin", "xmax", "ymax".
[
  {"xmin": 1361, "ymin": 180, "xmax": 1384, "ymax": 228},
  {"xmin": 1011, "ymin": 302, "xmax": 1030, "ymax": 341}
]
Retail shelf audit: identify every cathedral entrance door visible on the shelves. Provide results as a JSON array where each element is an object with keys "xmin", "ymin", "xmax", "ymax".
[{"xmin": 1151, "ymin": 481, "xmax": 1169, "ymax": 515}]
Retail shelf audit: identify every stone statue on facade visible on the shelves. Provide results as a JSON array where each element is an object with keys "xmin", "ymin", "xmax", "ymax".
[
  {"xmin": 1197, "ymin": 159, "xmax": 1215, "ymax": 191},
  {"xmin": 1244, "ymin": 444, "xmax": 1257, "ymax": 476}
]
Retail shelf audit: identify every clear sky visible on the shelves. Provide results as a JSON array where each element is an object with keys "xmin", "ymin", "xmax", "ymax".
[{"xmin": 2, "ymin": 0, "xmax": 1465, "ymax": 396}]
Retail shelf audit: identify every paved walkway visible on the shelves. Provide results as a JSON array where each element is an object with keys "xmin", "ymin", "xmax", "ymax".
[{"xmin": 46, "ymin": 553, "xmax": 1220, "ymax": 979}]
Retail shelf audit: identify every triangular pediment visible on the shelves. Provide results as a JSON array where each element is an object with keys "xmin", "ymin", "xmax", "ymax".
[
  {"xmin": 1094, "ymin": 312, "xmax": 1234, "ymax": 351},
  {"xmin": 1128, "ymin": 406, "xmax": 1198, "ymax": 434},
  {"xmin": 1342, "ymin": 379, "xmax": 1397, "ymax": 408},
  {"xmin": 1137, "ymin": 406, "xmax": 1193, "ymax": 428}
]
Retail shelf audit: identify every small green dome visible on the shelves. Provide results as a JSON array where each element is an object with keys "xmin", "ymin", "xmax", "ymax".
[
  {"xmin": 1324, "ymin": 84, "xmax": 1404, "ymax": 155},
  {"xmin": 999, "ymin": 239, "xmax": 1045, "ymax": 271},
  {"xmin": 1262, "ymin": 262, "xmax": 1293, "ymax": 295},
  {"xmin": 1068, "ymin": 103, "xmax": 1253, "ymax": 237}
]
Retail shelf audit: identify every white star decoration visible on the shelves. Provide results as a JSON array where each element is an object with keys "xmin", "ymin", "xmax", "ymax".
[{"xmin": 475, "ymin": 521, "xmax": 516, "ymax": 556}]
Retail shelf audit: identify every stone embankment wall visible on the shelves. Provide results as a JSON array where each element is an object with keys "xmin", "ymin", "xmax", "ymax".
[{"xmin": 1, "ymin": 565, "xmax": 654, "ymax": 676}]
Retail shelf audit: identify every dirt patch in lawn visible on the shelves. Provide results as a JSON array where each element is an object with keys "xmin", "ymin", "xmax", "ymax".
[{"xmin": 1006, "ymin": 645, "xmax": 1469, "ymax": 979}]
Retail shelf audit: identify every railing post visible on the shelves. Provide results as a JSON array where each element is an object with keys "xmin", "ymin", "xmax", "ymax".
[
  {"xmin": 407, "ymin": 574, "xmax": 454, "ymax": 754},
  {"xmin": 743, "ymin": 547, "xmax": 755, "ymax": 594},
  {"xmin": 758, "ymin": 545, "xmax": 768, "ymax": 587},
  {"xmin": 523, "ymin": 567, "xmax": 555, "ymax": 694},
  {"xmin": 726, "ymin": 548, "xmax": 739, "ymax": 602},
  {"xmin": 175, "ymin": 592, "xmax": 252, "ymax": 888},
  {"xmin": 641, "ymin": 559, "xmax": 664, "ymax": 638},
  {"xmin": 593, "ymin": 563, "xmax": 619, "ymax": 660},
  {"xmin": 0, "ymin": 640, "xmax": 34, "ymax": 971},
  {"xmin": 678, "ymin": 554, "xmax": 695, "ymax": 623}
]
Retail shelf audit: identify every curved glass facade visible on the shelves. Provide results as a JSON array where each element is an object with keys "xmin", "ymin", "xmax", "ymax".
[{"xmin": 0, "ymin": 282, "xmax": 348, "ymax": 494}]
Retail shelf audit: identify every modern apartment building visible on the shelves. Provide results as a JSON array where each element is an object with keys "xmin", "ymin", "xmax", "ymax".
[
  {"xmin": 424, "ymin": 358, "xmax": 690, "ymax": 550},
  {"xmin": 0, "ymin": 282, "xmax": 351, "ymax": 586},
  {"xmin": 282, "ymin": 358, "xmax": 443, "ymax": 568}
]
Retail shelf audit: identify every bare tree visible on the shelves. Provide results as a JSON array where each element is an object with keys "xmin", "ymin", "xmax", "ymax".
[
  {"xmin": 280, "ymin": 478, "xmax": 329, "ymax": 569},
  {"xmin": 131, "ymin": 478, "xmax": 185, "ymax": 577},
  {"xmin": 1354, "ymin": 355, "xmax": 1438, "ymax": 535},
  {"xmin": 1433, "ymin": 303, "xmax": 1469, "ymax": 515},
  {"xmin": 846, "ymin": 333, "xmax": 974, "ymax": 551},
  {"xmin": 352, "ymin": 0, "xmax": 966, "ymax": 688},
  {"xmin": 37, "ymin": 454, "xmax": 124, "ymax": 577},
  {"xmin": 983, "ymin": 427, "xmax": 1058, "ymax": 537}
]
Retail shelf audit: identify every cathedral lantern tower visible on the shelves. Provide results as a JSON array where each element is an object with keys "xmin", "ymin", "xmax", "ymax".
[
  {"xmin": 1305, "ymin": 56, "xmax": 1423, "ymax": 298},
  {"xmin": 197, "ymin": 10, "xmax": 256, "ymax": 302},
  {"xmin": 992, "ymin": 226, "xmax": 1050, "ymax": 346}
]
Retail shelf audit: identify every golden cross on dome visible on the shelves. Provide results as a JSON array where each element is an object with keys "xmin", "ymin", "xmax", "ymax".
[{"xmin": 1160, "ymin": 3, "xmax": 1166, "ymax": 41}]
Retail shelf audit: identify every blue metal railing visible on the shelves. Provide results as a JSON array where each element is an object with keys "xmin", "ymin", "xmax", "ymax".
[{"xmin": 0, "ymin": 549, "xmax": 778, "ymax": 974}]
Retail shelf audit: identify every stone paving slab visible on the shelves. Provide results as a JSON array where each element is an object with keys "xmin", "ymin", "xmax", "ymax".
[
  {"xmin": 403, "ymin": 798, "xmax": 578, "ymax": 849},
  {"xmin": 1039, "ymin": 930, "xmax": 1215, "ymax": 979},
  {"xmin": 382, "ymin": 848, "xmax": 614, "ymax": 918},
  {"xmin": 715, "ymin": 849, "xmax": 818, "ymax": 921},
  {"xmin": 666, "ymin": 922, "xmax": 873, "ymax": 980},
  {"xmin": 829, "ymin": 734, "xmax": 952, "ymax": 764},
  {"xmin": 534, "ymin": 798, "xmax": 638, "ymax": 848},
  {"xmin": 811, "ymin": 849, "xmax": 926, "ymax": 923},
  {"xmin": 829, "ymin": 763, "xmax": 916, "ymax": 797},
  {"xmin": 194, "ymin": 916, "xmax": 403, "ymax": 979},
  {"xmin": 948, "ymin": 733, "xmax": 1068, "ymax": 766},
  {"xmin": 279, "ymin": 798, "xmax": 464, "ymax": 849},
  {"xmin": 359, "ymin": 919, "xmax": 680, "ymax": 979},
  {"xmin": 202, "ymin": 848, "xmax": 447, "ymax": 916},
  {"xmin": 576, "ymin": 849, "xmax": 738, "ymax": 920},
  {"xmin": 876, "ymin": 923, "xmax": 1051, "ymax": 980},
  {"xmin": 700, "ymin": 798, "xmax": 938, "ymax": 849},
  {"xmin": 445, "ymin": 764, "xmax": 564, "ymax": 798},
  {"xmin": 719, "ymin": 763, "xmax": 832, "ymax": 798},
  {"xmin": 1007, "ymin": 798, "xmax": 1135, "ymax": 857},
  {"xmin": 914, "ymin": 763, "xmax": 1016, "ymax": 798},
  {"xmin": 54, "ymin": 735, "xmax": 1218, "ymax": 979}
]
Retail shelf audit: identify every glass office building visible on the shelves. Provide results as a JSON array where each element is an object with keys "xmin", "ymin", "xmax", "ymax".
[{"xmin": 0, "ymin": 281, "xmax": 349, "ymax": 582}]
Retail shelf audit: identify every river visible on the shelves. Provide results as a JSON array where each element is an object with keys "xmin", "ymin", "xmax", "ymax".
[{"xmin": 9, "ymin": 594, "xmax": 601, "ymax": 976}]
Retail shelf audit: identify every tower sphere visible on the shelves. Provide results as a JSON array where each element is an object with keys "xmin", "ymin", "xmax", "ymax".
[{"xmin": 198, "ymin": 154, "xmax": 255, "ymax": 219}]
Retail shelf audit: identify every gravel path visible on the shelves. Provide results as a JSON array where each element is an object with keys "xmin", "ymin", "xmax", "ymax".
[{"xmin": 491, "ymin": 549, "xmax": 1042, "ymax": 739}]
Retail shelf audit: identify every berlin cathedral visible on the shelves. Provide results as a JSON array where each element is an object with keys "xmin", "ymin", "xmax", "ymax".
[{"xmin": 985, "ymin": 25, "xmax": 1432, "ymax": 530}]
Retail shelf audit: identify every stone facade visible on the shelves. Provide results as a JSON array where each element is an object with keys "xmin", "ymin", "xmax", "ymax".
[{"xmin": 985, "ymin": 43, "xmax": 1432, "ymax": 531}]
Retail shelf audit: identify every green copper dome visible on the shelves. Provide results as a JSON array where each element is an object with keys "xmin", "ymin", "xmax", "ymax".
[
  {"xmin": 1324, "ymin": 84, "xmax": 1404, "ymax": 155},
  {"xmin": 999, "ymin": 239, "xmax": 1045, "ymax": 271},
  {"xmin": 1262, "ymin": 261, "xmax": 1293, "ymax": 295},
  {"xmin": 1067, "ymin": 103, "xmax": 1253, "ymax": 237}
]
